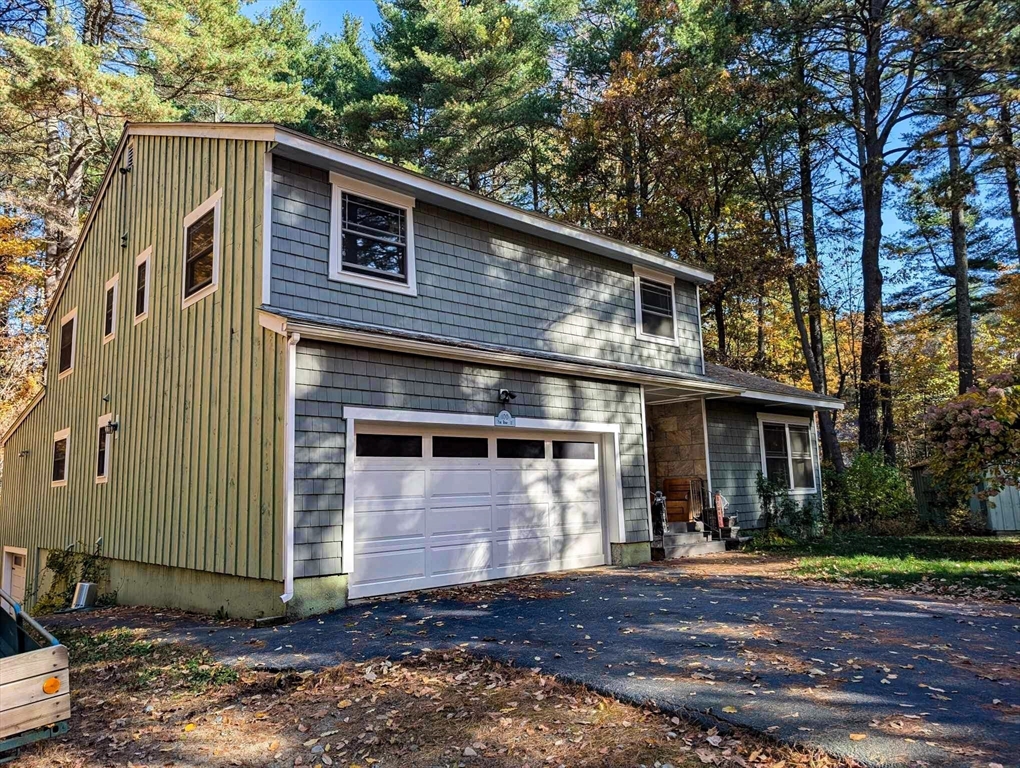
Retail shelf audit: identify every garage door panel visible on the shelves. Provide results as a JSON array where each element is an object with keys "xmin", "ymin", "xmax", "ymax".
[
  {"xmin": 354, "ymin": 469, "xmax": 426, "ymax": 500},
  {"xmin": 354, "ymin": 507, "xmax": 425, "ymax": 543},
  {"xmin": 493, "ymin": 469, "xmax": 549, "ymax": 498},
  {"xmin": 430, "ymin": 541, "xmax": 492, "ymax": 576},
  {"xmin": 548, "ymin": 501, "xmax": 601, "ymax": 529},
  {"xmin": 496, "ymin": 535, "xmax": 551, "ymax": 567},
  {"xmin": 428, "ymin": 504, "xmax": 493, "ymax": 536},
  {"xmin": 494, "ymin": 502, "xmax": 549, "ymax": 531},
  {"xmin": 355, "ymin": 548, "xmax": 425, "ymax": 585},
  {"xmin": 549, "ymin": 530, "xmax": 604, "ymax": 560},
  {"xmin": 431, "ymin": 469, "xmax": 491, "ymax": 497},
  {"xmin": 549, "ymin": 469, "xmax": 601, "ymax": 500}
]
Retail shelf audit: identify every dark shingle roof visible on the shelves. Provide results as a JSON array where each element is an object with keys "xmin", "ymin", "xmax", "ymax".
[{"xmin": 701, "ymin": 363, "xmax": 843, "ymax": 408}]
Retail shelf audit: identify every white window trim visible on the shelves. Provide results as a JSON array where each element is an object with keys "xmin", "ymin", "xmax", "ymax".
[
  {"xmin": 756, "ymin": 412, "xmax": 817, "ymax": 495},
  {"xmin": 103, "ymin": 273, "xmax": 119, "ymax": 344},
  {"xmin": 181, "ymin": 189, "xmax": 223, "ymax": 309},
  {"xmin": 57, "ymin": 307, "xmax": 77, "ymax": 380},
  {"xmin": 96, "ymin": 412, "xmax": 113, "ymax": 484},
  {"xmin": 633, "ymin": 266, "xmax": 679, "ymax": 347},
  {"xmin": 52, "ymin": 427, "xmax": 70, "ymax": 487},
  {"xmin": 134, "ymin": 246, "xmax": 152, "ymax": 325},
  {"xmin": 328, "ymin": 172, "xmax": 417, "ymax": 297}
]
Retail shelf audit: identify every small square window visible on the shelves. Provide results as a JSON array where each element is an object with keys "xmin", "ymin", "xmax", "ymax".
[
  {"xmin": 103, "ymin": 274, "xmax": 119, "ymax": 343},
  {"xmin": 52, "ymin": 428, "xmax": 70, "ymax": 486},
  {"xmin": 496, "ymin": 439, "xmax": 546, "ymax": 459},
  {"xmin": 58, "ymin": 309, "xmax": 76, "ymax": 378},
  {"xmin": 329, "ymin": 174, "xmax": 417, "ymax": 297}
]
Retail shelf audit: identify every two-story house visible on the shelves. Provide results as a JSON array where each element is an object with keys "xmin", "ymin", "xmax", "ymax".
[{"xmin": 0, "ymin": 123, "xmax": 842, "ymax": 619}]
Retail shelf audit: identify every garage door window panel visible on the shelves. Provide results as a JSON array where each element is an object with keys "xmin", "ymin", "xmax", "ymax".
[
  {"xmin": 496, "ymin": 438, "xmax": 546, "ymax": 459},
  {"xmin": 433, "ymin": 435, "xmax": 489, "ymax": 458},
  {"xmin": 356, "ymin": 433, "xmax": 422, "ymax": 458}
]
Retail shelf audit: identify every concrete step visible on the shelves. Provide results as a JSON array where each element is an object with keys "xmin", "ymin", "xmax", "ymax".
[
  {"xmin": 663, "ymin": 539, "xmax": 727, "ymax": 559},
  {"xmin": 664, "ymin": 521, "xmax": 703, "ymax": 535},
  {"xmin": 663, "ymin": 531, "xmax": 711, "ymax": 546}
]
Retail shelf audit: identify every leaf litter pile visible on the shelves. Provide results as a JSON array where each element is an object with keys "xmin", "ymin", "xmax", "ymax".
[{"xmin": 20, "ymin": 629, "xmax": 854, "ymax": 768}]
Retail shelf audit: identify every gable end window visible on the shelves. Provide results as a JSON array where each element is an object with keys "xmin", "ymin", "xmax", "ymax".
[
  {"xmin": 329, "ymin": 173, "xmax": 417, "ymax": 297},
  {"xmin": 757, "ymin": 414, "xmax": 817, "ymax": 493},
  {"xmin": 96, "ymin": 413, "xmax": 113, "ymax": 483},
  {"xmin": 182, "ymin": 189, "xmax": 222, "ymax": 308},
  {"xmin": 633, "ymin": 268, "xmax": 677, "ymax": 345},
  {"xmin": 58, "ymin": 308, "xmax": 77, "ymax": 379},
  {"xmin": 134, "ymin": 247, "xmax": 151, "ymax": 323},
  {"xmin": 52, "ymin": 428, "xmax": 70, "ymax": 487},
  {"xmin": 103, "ymin": 274, "xmax": 119, "ymax": 343}
]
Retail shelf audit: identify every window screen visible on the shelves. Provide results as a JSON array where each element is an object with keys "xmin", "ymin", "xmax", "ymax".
[
  {"xmin": 356, "ymin": 434, "xmax": 422, "ymax": 457},
  {"xmin": 496, "ymin": 439, "xmax": 545, "ymax": 459},
  {"xmin": 341, "ymin": 193, "xmax": 407, "ymax": 281},
  {"xmin": 639, "ymin": 278, "xmax": 675, "ymax": 338},
  {"xmin": 433, "ymin": 436, "xmax": 488, "ymax": 458}
]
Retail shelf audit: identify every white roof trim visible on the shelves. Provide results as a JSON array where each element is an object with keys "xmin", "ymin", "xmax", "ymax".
[{"xmin": 739, "ymin": 389, "xmax": 844, "ymax": 410}]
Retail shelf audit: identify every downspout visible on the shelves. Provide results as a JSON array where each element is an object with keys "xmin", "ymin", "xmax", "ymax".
[{"xmin": 281, "ymin": 332, "xmax": 300, "ymax": 603}]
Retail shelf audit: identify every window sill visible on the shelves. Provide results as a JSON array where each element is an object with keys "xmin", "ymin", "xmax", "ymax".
[
  {"xmin": 133, "ymin": 312, "xmax": 148, "ymax": 326},
  {"xmin": 182, "ymin": 282, "xmax": 218, "ymax": 309},
  {"xmin": 51, "ymin": 479, "xmax": 67, "ymax": 488},
  {"xmin": 57, "ymin": 368, "xmax": 73, "ymax": 381},
  {"xmin": 103, "ymin": 333, "xmax": 115, "ymax": 345},
  {"xmin": 788, "ymin": 487, "xmax": 817, "ymax": 495},
  {"xmin": 330, "ymin": 269, "xmax": 417, "ymax": 297},
  {"xmin": 95, "ymin": 476, "xmax": 108, "ymax": 485},
  {"xmin": 636, "ymin": 329, "xmax": 679, "ymax": 347}
]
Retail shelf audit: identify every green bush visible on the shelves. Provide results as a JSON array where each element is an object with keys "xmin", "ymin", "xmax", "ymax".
[
  {"xmin": 825, "ymin": 452, "xmax": 916, "ymax": 530},
  {"xmin": 756, "ymin": 473, "xmax": 818, "ymax": 538}
]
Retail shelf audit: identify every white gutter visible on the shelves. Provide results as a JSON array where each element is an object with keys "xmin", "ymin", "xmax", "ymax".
[{"xmin": 281, "ymin": 332, "xmax": 300, "ymax": 604}]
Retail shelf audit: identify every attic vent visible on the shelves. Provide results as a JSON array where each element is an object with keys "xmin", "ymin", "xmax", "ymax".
[{"xmin": 122, "ymin": 139, "xmax": 135, "ymax": 172}]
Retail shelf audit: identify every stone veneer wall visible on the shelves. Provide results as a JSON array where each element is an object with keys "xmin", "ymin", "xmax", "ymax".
[{"xmin": 646, "ymin": 400, "xmax": 708, "ymax": 495}]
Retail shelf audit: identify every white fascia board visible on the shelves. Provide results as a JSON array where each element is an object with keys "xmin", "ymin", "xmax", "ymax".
[{"xmin": 739, "ymin": 389, "xmax": 845, "ymax": 410}]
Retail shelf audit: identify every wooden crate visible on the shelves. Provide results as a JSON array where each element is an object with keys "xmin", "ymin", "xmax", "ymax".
[{"xmin": 0, "ymin": 644, "xmax": 71, "ymax": 739}]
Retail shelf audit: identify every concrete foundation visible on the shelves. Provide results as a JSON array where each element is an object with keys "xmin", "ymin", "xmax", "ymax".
[
  {"xmin": 289, "ymin": 575, "xmax": 348, "ymax": 617},
  {"xmin": 611, "ymin": 541, "xmax": 652, "ymax": 566}
]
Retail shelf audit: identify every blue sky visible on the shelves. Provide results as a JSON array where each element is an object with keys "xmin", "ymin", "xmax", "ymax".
[{"xmin": 247, "ymin": 0, "xmax": 381, "ymax": 38}]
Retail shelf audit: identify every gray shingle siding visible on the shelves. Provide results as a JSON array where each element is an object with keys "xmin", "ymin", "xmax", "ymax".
[
  {"xmin": 705, "ymin": 400, "xmax": 822, "ymax": 528},
  {"xmin": 270, "ymin": 157, "xmax": 702, "ymax": 374},
  {"xmin": 293, "ymin": 342, "xmax": 650, "ymax": 577}
]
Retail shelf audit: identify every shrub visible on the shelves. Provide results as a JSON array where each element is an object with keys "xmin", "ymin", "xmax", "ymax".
[
  {"xmin": 756, "ymin": 472, "xmax": 817, "ymax": 538},
  {"xmin": 925, "ymin": 369, "xmax": 1020, "ymax": 501},
  {"xmin": 825, "ymin": 452, "xmax": 915, "ymax": 530}
]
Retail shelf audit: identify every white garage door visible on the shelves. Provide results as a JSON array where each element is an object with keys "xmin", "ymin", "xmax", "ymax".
[{"xmin": 348, "ymin": 426, "xmax": 607, "ymax": 598}]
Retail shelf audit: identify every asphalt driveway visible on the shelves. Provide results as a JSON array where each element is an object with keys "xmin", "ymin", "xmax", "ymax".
[{"xmin": 128, "ymin": 562, "xmax": 1020, "ymax": 767}]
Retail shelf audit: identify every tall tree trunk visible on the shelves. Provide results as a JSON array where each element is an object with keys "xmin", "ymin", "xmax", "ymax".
[
  {"xmin": 999, "ymin": 103, "xmax": 1020, "ymax": 260},
  {"xmin": 856, "ymin": 13, "xmax": 892, "ymax": 462},
  {"xmin": 947, "ymin": 87, "xmax": 974, "ymax": 393},
  {"xmin": 789, "ymin": 274, "xmax": 846, "ymax": 471},
  {"xmin": 794, "ymin": 45, "xmax": 843, "ymax": 471},
  {"xmin": 713, "ymin": 296, "xmax": 727, "ymax": 358}
]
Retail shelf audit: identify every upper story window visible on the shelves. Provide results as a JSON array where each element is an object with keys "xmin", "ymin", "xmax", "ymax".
[
  {"xmin": 182, "ymin": 189, "xmax": 222, "ymax": 308},
  {"xmin": 96, "ymin": 413, "xmax": 113, "ymax": 483},
  {"xmin": 329, "ymin": 172, "xmax": 417, "ymax": 297},
  {"xmin": 58, "ymin": 308, "xmax": 77, "ymax": 379},
  {"xmin": 633, "ymin": 267, "xmax": 677, "ymax": 345},
  {"xmin": 758, "ymin": 414, "xmax": 817, "ymax": 493},
  {"xmin": 134, "ymin": 246, "xmax": 151, "ymax": 324},
  {"xmin": 52, "ymin": 428, "xmax": 70, "ymax": 487},
  {"xmin": 103, "ymin": 274, "xmax": 119, "ymax": 344}
]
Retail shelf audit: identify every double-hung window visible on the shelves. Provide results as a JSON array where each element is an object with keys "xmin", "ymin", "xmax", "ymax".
[
  {"xmin": 329, "ymin": 173, "xmax": 416, "ymax": 296},
  {"xmin": 182, "ymin": 189, "xmax": 222, "ymax": 307},
  {"xmin": 58, "ymin": 308, "xmax": 77, "ymax": 379},
  {"xmin": 103, "ymin": 274, "xmax": 119, "ymax": 343},
  {"xmin": 758, "ymin": 414, "xmax": 817, "ymax": 492},
  {"xmin": 96, "ymin": 413, "xmax": 113, "ymax": 483},
  {"xmin": 52, "ymin": 428, "xmax": 70, "ymax": 487},
  {"xmin": 634, "ymin": 267, "xmax": 677, "ymax": 344}
]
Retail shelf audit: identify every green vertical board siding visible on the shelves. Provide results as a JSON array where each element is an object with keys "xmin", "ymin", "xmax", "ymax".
[{"xmin": 0, "ymin": 135, "xmax": 285, "ymax": 589}]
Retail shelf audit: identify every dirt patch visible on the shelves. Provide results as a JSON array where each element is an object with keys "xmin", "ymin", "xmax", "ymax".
[
  {"xmin": 43, "ymin": 604, "xmax": 251, "ymax": 633},
  {"xmin": 397, "ymin": 575, "xmax": 569, "ymax": 604},
  {"xmin": 644, "ymin": 553, "xmax": 802, "ymax": 579},
  {"xmin": 16, "ymin": 628, "xmax": 857, "ymax": 768}
]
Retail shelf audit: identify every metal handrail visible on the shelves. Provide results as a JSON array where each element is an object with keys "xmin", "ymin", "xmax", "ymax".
[{"xmin": 0, "ymin": 586, "xmax": 60, "ymax": 647}]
